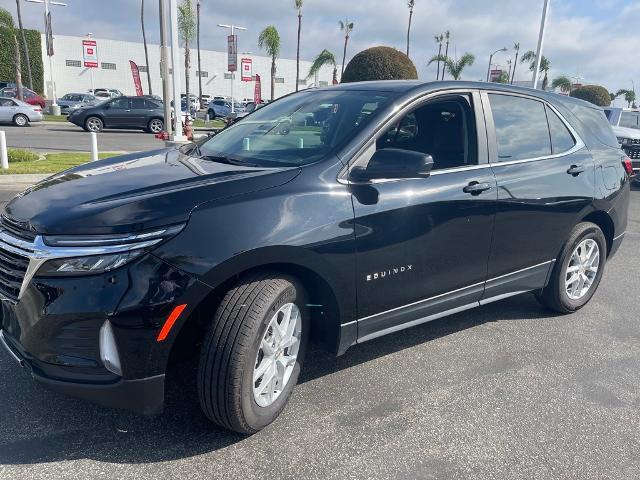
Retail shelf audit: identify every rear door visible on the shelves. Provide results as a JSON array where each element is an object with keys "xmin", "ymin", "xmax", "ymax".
[
  {"xmin": 351, "ymin": 91, "xmax": 497, "ymax": 341},
  {"xmin": 481, "ymin": 91, "xmax": 594, "ymax": 300}
]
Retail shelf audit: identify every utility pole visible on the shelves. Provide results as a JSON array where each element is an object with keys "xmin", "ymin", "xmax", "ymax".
[
  {"xmin": 197, "ymin": 0, "xmax": 203, "ymax": 110},
  {"xmin": 25, "ymin": 0, "xmax": 66, "ymax": 111},
  {"xmin": 85, "ymin": 32, "xmax": 95, "ymax": 94},
  {"xmin": 218, "ymin": 24, "xmax": 246, "ymax": 114},
  {"xmin": 169, "ymin": 0, "xmax": 184, "ymax": 140},
  {"xmin": 159, "ymin": 0, "xmax": 172, "ymax": 137},
  {"xmin": 532, "ymin": 0, "xmax": 550, "ymax": 90}
]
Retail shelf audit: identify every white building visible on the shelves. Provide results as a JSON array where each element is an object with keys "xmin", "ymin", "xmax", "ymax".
[{"xmin": 42, "ymin": 34, "xmax": 338, "ymax": 101}]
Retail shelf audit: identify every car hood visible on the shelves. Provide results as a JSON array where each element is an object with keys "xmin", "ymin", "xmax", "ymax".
[
  {"xmin": 4, "ymin": 148, "xmax": 300, "ymax": 235},
  {"xmin": 612, "ymin": 126, "xmax": 640, "ymax": 140}
]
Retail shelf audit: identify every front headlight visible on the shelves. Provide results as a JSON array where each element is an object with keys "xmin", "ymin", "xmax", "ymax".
[
  {"xmin": 617, "ymin": 137, "xmax": 631, "ymax": 145},
  {"xmin": 34, "ymin": 223, "xmax": 185, "ymax": 276}
]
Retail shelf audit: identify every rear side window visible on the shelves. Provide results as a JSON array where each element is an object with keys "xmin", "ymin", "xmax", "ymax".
[
  {"xmin": 620, "ymin": 112, "xmax": 640, "ymax": 129},
  {"xmin": 131, "ymin": 98, "xmax": 146, "ymax": 109},
  {"xmin": 489, "ymin": 94, "xmax": 551, "ymax": 162},
  {"xmin": 562, "ymin": 102, "xmax": 618, "ymax": 148},
  {"xmin": 545, "ymin": 106, "xmax": 575, "ymax": 154}
]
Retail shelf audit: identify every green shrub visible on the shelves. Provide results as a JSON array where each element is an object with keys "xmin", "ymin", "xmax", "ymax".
[
  {"xmin": 569, "ymin": 85, "xmax": 611, "ymax": 107},
  {"xmin": 0, "ymin": 28, "xmax": 44, "ymax": 95},
  {"xmin": 341, "ymin": 46, "xmax": 418, "ymax": 83},
  {"xmin": 8, "ymin": 148, "xmax": 39, "ymax": 163}
]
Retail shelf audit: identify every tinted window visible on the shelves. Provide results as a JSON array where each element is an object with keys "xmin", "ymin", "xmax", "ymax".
[
  {"xmin": 489, "ymin": 94, "xmax": 551, "ymax": 162},
  {"xmin": 130, "ymin": 98, "xmax": 146, "ymax": 109},
  {"xmin": 563, "ymin": 103, "xmax": 619, "ymax": 148},
  {"xmin": 545, "ymin": 106, "xmax": 575, "ymax": 154},
  {"xmin": 146, "ymin": 100, "xmax": 161, "ymax": 109},
  {"xmin": 376, "ymin": 96, "xmax": 477, "ymax": 171},
  {"xmin": 620, "ymin": 112, "xmax": 640, "ymax": 130},
  {"xmin": 0, "ymin": 99, "xmax": 15, "ymax": 106},
  {"xmin": 110, "ymin": 98, "xmax": 130, "ymax": 109}
]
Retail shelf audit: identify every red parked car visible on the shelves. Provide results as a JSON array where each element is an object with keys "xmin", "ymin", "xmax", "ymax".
[{"xmin": 0, "ymin": 87, "xmax": 46, "ymax": 109}]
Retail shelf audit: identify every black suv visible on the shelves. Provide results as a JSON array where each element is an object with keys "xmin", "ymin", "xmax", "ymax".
[
  {"xmin": 0, "ymin": 82, "xmax": 630, "ymax": 433},
  {"xmin": 67, "ymin": 95, "xmax": 165, "ymax": 133}
]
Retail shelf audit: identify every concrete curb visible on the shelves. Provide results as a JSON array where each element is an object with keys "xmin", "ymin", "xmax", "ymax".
[{"xmin": 0, "ymin": 174, "xmax": 49, "ymax": 186}]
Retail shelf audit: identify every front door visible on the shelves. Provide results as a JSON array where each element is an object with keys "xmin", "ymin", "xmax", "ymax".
[
  {"xmin": 351, "ymin": 92, "xmax": 497, "ymax": 341},
  {"xmin": 103, "ymin": 97, "xmax": 131, "ymax": 128}
]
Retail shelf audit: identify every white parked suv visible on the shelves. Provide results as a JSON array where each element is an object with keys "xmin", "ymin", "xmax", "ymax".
[{"xmin": 604, "ymin": 107, "xmax": 640, "ymax": 178}]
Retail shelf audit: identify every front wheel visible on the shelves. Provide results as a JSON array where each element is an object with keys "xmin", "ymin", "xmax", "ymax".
[
  {"xmin": 537, "ymin": 222, "xmax": 607, "ymax": 313},
  {"xmin": 84, "ymin": 116, "xmax": 103, "ymax": 132},
  {"xmin": 13, "ymin": 114, "xmax": 29, "ymax": 127},
  {"xmin": 147, "ymin": 118, "xmax": 164, "ymax": 134},
  {"xmin": 198, "ymin": 272, "xmax": 308, "ymax": 434}
]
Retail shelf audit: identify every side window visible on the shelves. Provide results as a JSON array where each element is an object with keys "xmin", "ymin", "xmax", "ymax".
[
  {"xmin": 0, "ymin": 99, "xmax": 15, "ymax": 106},
  {"xmin": 620, "ymin": 112, "xmax": 639, "ymax": 129},
  {"xmin": 545, "ymin": 106, "xmax": 576, "ymax": 154},
  {"xmin": 131, "ymin": 98, "xmax": 146, "ymax": 109},
  {"xmin": 145, "ymin": 100, "xmax": 161, "ymax": 109},
  {"xmin": 110, "ymin": 98, "xmax": 130, "ymax": 109},
  {"xmin": 489, "ymin": 94, "xmax": 551, "ymax": 162},
  {"xmin": 375, "ymin": 95, "xmax": 477, "ymax": 171}
]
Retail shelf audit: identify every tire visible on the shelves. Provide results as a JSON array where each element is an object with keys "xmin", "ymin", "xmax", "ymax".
[
  {"xmin": 207, "ymin": 109, "xmax": 216, "ymax": 120},
  {"xmin": 84, "ymin": 116, "xmax": 103, "ymax": 132},
  {"xmin": 537, "ymin": 222, "xmax": 607, "ymax": 313},
  {"xmin": 147, "ymin": 118, "xmax": 164, "ymax": 134},
  {"xmin": 13, "ymin": 114, "xmax": 29, "ymax": 127},
  {"xmin": 197, "ymin": 272, "xmax": 309, "ymax": 434}
]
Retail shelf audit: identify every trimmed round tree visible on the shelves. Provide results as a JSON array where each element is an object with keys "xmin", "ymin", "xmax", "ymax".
[
  {"xmin": 341, "ymin": 46, "xmax": 418, "ymax": 83},
  {"xmin": 569, "ymin": 85, "xmax": 611, "ymax": 107}
]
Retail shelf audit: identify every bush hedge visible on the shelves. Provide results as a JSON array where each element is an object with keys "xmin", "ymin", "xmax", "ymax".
[
  {"xmin": 569, "ymin": 85, "xmax": 611, "ymax": 107},
  {"xmin": 341, "ymin": 46, "xmax": 418, "ymax": 83},
  {"xmin": 8, "ymin": 148, "xmax": 40, "ymax": 163},
  {"xmin": 0, "ymin": 28, "xmax": 44, "ymax": 95}
]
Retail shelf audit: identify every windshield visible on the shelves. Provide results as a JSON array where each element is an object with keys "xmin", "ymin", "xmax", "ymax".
[
  {"xmin": 197, "ymin": 89, "xmax": 396, "ymax": 166},
  {"xmin": 62, "ymin": 94, "xmax": 84, "ymax": 102}
]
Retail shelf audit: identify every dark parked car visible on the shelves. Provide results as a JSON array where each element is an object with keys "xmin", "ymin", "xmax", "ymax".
[
  {"xmin": 67, "ymin": 96, "xmax": 164, "ymax": 133},
  {"xmin": 0, "ymin": 81, "xmax": 630, "ymax": 434}
]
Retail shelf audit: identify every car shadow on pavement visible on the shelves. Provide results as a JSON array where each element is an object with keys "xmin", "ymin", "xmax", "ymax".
[{"xmin": 0, "ymin": 293, "xmax": 558, "ymax": 465}]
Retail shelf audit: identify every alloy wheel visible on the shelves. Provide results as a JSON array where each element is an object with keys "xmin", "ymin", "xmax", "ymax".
[
  {"xmin": 149, "ymin": 119, "xmax": 163, "ymax": 133},
  {"xmin": 14, "ymin": 115, "xmax": 27, "ymax": 126},
  {"xmin": 565, "ymin": 238, "xmax": 600, "ymax": 300},
  {"xmin": 86, "ymin": 117, "xmax": 102, "ymax": 132},
  {"xmin": 253, "ymin": 303, "xmax": 302, "ymax": 408}
]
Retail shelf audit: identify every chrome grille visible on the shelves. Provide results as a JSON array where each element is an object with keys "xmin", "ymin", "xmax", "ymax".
[
  {"xmin": 0, "ymin": 237, "xmax": 29, "ymax": 302},
  {"xmin": 0, "ymin": 214, "xmax": 36, "ymax": 241},
  {"xmin": 624, "ymin": 146, "xmax": 640, "ymax": 160}
]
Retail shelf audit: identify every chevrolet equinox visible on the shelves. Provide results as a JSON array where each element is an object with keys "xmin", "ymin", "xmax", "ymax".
[{"xmin": 0, "ymin": 81, "xmax": 631, "ymax": 433}]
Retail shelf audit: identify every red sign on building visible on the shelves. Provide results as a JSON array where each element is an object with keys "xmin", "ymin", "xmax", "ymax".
[{"xmin": 82, "ymin": 39, "xmax": 98, "ymax": 68}]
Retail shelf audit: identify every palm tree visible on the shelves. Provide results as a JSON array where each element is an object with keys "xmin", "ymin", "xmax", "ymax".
[
  {"xmin": 178, "ymin": 0, "xmax": 196, "ymax": 108},
  {"xmin": 433, "ymin": 34, "xmax": 443, "ymax": 80},
  {"xmin": 15, "ymin": 0, "xmax": 32, "ymax": 90},
  {"xmin": 141, "ymin": 0, "xmax": 152, "ymax": 95},
  {"xmin": 406, "ymin": 0, "xmax": 415, "ymax": 57},
  {"xmin": 295, "ymin": 0, "xmax": 303, "ymax": 92},
  {"xmin": 258, "ymin": 26, "xmax": 281, "ymax": 101},
  {"xmin": 428, "ymin": 53, "xmax": 475, "ymax": 80},
  {"xmin": 520, "ymin": 50, "xmax": 550, "ymax": 90},
  {"xmin": 551, "ymin": 75, "xmax": 572, "ymax": 94},
  {"xmin": 440, "ymin": 30, "xmax": 450, "ymax": 80},
  {"xmin": 0, "ymin": 7, "xmax": 23, "ymax": 100},
  {"xmin": 510, "ymin": 42, "xmax": 519, "ymax": 84},
  {"xmin": 339, "ymin": 18, "xmax": 354, "ymax": 77},
  {"xmin": 616, "ymin": 89, "xmax": 636, "ymax": 108},
  {"xmin": 307, "ymin": 49, "xmax": 338, "ymax": 85}
]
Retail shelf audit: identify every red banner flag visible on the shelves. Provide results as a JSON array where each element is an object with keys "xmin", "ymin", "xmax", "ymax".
[
  {"xmin": 254, "ymin": 74, "xmax": 262, "ymax": 104},
  {"xmin": 129, "ymin": 60, "xmax": 143, "ymax": 96}
]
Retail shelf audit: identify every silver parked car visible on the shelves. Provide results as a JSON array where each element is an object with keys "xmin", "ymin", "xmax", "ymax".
[
  {"xmin": 0, "ymin": 97, "xmax": 43, "ymax": 126},
  {"xmin": 58, "ymin": 93, "xmax": 98, "ymax": 115}
]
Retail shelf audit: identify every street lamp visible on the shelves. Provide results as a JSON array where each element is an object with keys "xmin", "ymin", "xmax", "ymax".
[
  {"xmin": 486, "ymin": 48, "xmax": 507, "ymax": 82},
  {"xmin": 218, "ymin": 23, "xmax": 247, "ymax": 113},
  {"xmin": 25, "ymin": 0, "xmax": 67, "ymax": 110},
  {"xmin": 532, "ymin": 0, "xmax": 551, "ymax": 89}
]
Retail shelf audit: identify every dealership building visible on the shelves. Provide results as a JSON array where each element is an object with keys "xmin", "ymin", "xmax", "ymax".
[{"xmin": 41, "ymin": 34, "xmax": 339, "ymax": 101}]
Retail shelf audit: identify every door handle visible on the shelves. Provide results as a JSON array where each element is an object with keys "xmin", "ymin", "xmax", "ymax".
[
  {"xmin": 567, "ymin": 164, "xmax": 585, "ymax": 176},
  {"xmin": 463, "ymin": 181, "xmax": 493, "ymax": 195}
]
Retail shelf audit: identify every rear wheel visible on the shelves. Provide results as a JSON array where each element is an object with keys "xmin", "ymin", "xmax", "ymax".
[
  {"xmin": 147, "ymin": 118, "xmax": 164, "ymax": 134},
  {"xmin": 13, "ymin": 114, "xmax": 29, "ymax": 127},
  {"xmin": 197, "ymin": 272, "xmax": 308, "ymax": 434},
  {"xmin": 84, "ymin": 116, "xmax": 103, "ymax": 132},
  {"xmin": 537, "ymin": 222, "xmax": 607, "ymax": 313}
]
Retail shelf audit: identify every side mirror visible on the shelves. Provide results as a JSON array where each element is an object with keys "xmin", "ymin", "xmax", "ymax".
[{"xmin": 349, "ymin": 148, "xmax": 434, "ymax": 183}]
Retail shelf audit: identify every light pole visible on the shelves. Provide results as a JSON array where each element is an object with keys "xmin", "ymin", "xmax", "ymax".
[
  {"xmin": 532, "ymin": 0, "xmax": 550, "ymax": 90},
  {"xmin": 169, "ymin": 0, "xmax": 184, "ymax": 140},
  {"xmin": 486, "ymin": 47, "xmax": 507, "ymax": 82},
  {"xmin": 218, "ymin": 23, "xmax": 247, "ymax": 114},
  {"xmin": 159, "ymin": 0, "xmax": 172, "ymax": 137},
  {"xmin": 85, "ymin": 32, "xmax": 95, "ymax": 94},
  {"xmin": 25, "ymin": 0, "xmax": 67, "ymax": 110}
]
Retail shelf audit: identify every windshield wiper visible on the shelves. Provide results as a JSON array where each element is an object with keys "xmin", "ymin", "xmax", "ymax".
[{"xmin": 200, "ymin": 155, "xmax": 260, "ymax": 167}]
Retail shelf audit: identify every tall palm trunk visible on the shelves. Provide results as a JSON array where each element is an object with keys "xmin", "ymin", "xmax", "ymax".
[
  {"xmin": 510, "ymin": 50, "xmax": 519, "ymax": 84},
  {"xmin": 332, "ymin": 66, "xmax": 337, "ymax": 84},
  {"xmin": 13, "ymin": 33, "xmax": 23, "ymax": 100},
  {"xmin": 197, "ymin": 1, "xmax": 202, "ymax": 105},
  {"xmin": 341, "ymin": 34, "xmax": 349, "ymax": 77},
  {"xmin": 141, "ymin": 0, "xmax": 152, "ymax": 94},
  {"xmin": 15, "ymin": 0, "xmax": 32, "ymax": 90},
  {"xmin": 270, "ymin": 56, "xmax": 276, "ymax": 101},
  {"xmin": 441, "ymin": 38, "xmax": 449, "ymax": 80},
  {"xmin": 435, "ymin": 42, "xmax": 442, "ymax": 80},
  {"xmin": 185, "ymin": 38, "xmax": 190, "ymax": 105},
  {"xmin": 295, "ymin": 12, "xmax": 301, "ymax": 91},
  {"xmin": 406, "ymin": 8, "xmax": 413, "ymax": 57}
]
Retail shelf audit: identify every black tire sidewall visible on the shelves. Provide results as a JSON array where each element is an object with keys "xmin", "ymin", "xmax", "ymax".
[
  {"xmin": 239, "ymin": 279, "xmax": 309, "ymax": 432},
  {"xmin": 555, "ymin": 224, "xmax": 607, "ymax": 312}
]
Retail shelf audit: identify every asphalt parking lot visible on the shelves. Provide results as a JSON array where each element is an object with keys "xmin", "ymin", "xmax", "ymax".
[{"xmin": 0, "ymin": 184, "xmax": 639, "ymax": 480}]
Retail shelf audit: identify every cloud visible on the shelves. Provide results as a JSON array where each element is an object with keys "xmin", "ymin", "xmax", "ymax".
[{"xmin": 2, "ymin": 0, "xmax": 636, "ymax": 92}]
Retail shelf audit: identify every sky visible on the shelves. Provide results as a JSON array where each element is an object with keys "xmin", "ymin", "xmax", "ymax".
[{"xmin": 1, "ymin": 0, "xmax": 638, "ymax": 97}]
